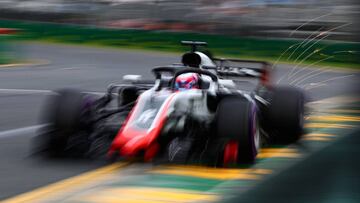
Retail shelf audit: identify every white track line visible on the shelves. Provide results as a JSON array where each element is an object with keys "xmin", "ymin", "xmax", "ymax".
[
  {"xmin": 0, "ymin": 88, "xmax": 104, "ymax": 95},
  {"xmin": 0, "ymin": 124, "xmax": 47, "ymax": 139},
  {"xmin": 0, "ymin": 88, "xmax": 54, "ymax": 95}
]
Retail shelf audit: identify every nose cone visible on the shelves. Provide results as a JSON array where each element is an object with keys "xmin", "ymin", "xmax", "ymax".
[
  {"xmin": 109, "ymin": 127, "xmax": 149, "ymax": 158},
  {"xmin": 120, "ymin": 135, "xmax": 147, "ymax": 156}
]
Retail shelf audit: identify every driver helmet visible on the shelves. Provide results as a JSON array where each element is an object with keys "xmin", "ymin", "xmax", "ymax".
[{"xmin": 175, "ymin": 73, "xmax": 199, "ymax": 91}]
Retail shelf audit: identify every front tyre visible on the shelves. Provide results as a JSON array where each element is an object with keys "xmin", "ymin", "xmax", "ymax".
[
  {"xmin": 216, "ymin": 97, "xmax": 260, "ymax": 166},
  {"xmin": 36, "ymin": 89, "xmax": 92, "ymax": 156}
]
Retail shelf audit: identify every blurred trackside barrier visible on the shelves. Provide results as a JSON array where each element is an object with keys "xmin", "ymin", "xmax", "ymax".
[
  {"xmin": 0, "ymin": 19, "xmax": 359, "ymax": 69},
  {"xmin": 0, "ymin": 28, "xmax": 18, "ymax": 65}
]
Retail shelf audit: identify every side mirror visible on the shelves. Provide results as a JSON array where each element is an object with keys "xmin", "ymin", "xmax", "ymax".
[{"xmin": 122, "ymin": 75, "xmax": 142, "ymax": 83}]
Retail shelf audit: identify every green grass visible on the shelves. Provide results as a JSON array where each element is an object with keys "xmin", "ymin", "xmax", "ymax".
[
  {"xmin": 0, "ymin": 19, "xmax": 359, "ymax": 68},
  {"xmin": 0, "ymin": 36, "xmax": 15, "ymax": 65}
]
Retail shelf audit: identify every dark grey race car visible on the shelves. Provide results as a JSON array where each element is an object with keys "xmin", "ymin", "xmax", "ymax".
[{"xmin": 35, "ymin": 41, "xmax": 305, "ymax": 167}]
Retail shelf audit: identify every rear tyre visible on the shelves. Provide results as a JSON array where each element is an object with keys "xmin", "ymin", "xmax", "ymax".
[
  {"xmin": 267, "ymin": 86, "xmax": 305, "ymax": 143},
  {"xmin": 216, "ymin": 97, "xmax": 260, "ymax": 166}
]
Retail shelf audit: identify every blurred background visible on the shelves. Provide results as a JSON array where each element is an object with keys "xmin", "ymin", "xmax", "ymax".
[
  {"xmin": 0, "ymin": 0, "xmax": 359, "ymax": 67},
  {"xmin": 0, "ymin": 1, "xmax": 359, "ymax": 203},
  {"xmin": 0, "ymin": 0, "xmax": 359, "ymax": 40}
]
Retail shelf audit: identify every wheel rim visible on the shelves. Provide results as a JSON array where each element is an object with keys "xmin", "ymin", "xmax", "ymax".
[
  {"xmin": 253, "ymin": 114, "xmax": 260, "ymax": 153},
  {"xmin": 223, "ymin": 140, "xmax": 238, "ymax": 167}
]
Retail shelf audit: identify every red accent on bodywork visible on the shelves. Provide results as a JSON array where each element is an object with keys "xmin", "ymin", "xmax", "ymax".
[
  {"xmin": 109, "ymin": 93, "xmax": 177, "ymax": 159},
  {"xmin": 144, "ymin": 142, "xmax": 160, "ymax": 162},
  {"xmin": 261, "ymin": 64, "xmax": 272, "ymax": 87},
  {"xmin": 223, "ymin": 140, "xmax": 238, "ymax": 166}
]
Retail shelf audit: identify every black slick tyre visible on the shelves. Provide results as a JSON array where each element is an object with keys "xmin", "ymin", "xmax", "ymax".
[
  {"xmin": 37, "ymin": 89, "xmax": 87, "ymax": 156},
  {"xmin": 267, "ymin": 86, "xmax": 305, "ymax": 143},
  {"xmin": 216, "ymin": 97, "xmax": 260, "ymax": 165}
]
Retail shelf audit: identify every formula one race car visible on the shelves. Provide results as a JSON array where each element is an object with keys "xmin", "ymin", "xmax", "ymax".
[{"xmin": 34, "ymin": 41, "xmax": 305, "ymax": 166}]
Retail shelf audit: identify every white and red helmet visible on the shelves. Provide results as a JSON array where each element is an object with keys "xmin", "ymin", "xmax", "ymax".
[{"xmin": 175, "ymin": 73, "xmax": 199, "ymax": 91}]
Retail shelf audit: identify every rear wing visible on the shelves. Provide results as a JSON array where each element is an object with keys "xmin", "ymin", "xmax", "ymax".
[
  {"xmin": 181, "ymin": 41, "xmax": 207, "ymax": 52},
  {"xmin": 213, "ymin": 58, "xmax": 272, "ymax": 86}
]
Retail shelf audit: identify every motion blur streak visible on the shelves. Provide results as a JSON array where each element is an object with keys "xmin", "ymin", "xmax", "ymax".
[
  {"xmin": 0, "ymin": 162, "xmax": 128, "ymax": 203},
  {"xmin": 0, "ymin": 89, "xmax": 53, "ymax": 95},
  {"xmin": 74, "ymin": 187, "xmax": 220, "ymax": 203},
  {"xmin": 150, "ymin": 166, "xmax": 272, "ymax": 180},
  {"xmin": 0, "ymin": 1, "xmax": 359, "ymax": 202},
  {"xmin": 0, "ymin": 125, "xmax": 45, "ymax": 139},
  {"xmin": 308, "ymin": 115, "xmax": 360, "ymax": 122},
  {"xmin": 303, "ymin": 133, "xmax": 337, "ymax": 142},
  {"xmin": 305, "ymin": 123, "xmax": 353, "ymax": 129},
  {"xmin": 257, "ymin": 148, "xmax": 301, "ymax": 159}
]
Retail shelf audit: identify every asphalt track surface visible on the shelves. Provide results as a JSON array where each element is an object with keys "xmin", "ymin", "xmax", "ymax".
[{"xmin": 0, "ymin": 42, "xmax": 359, "ymax": 201}]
